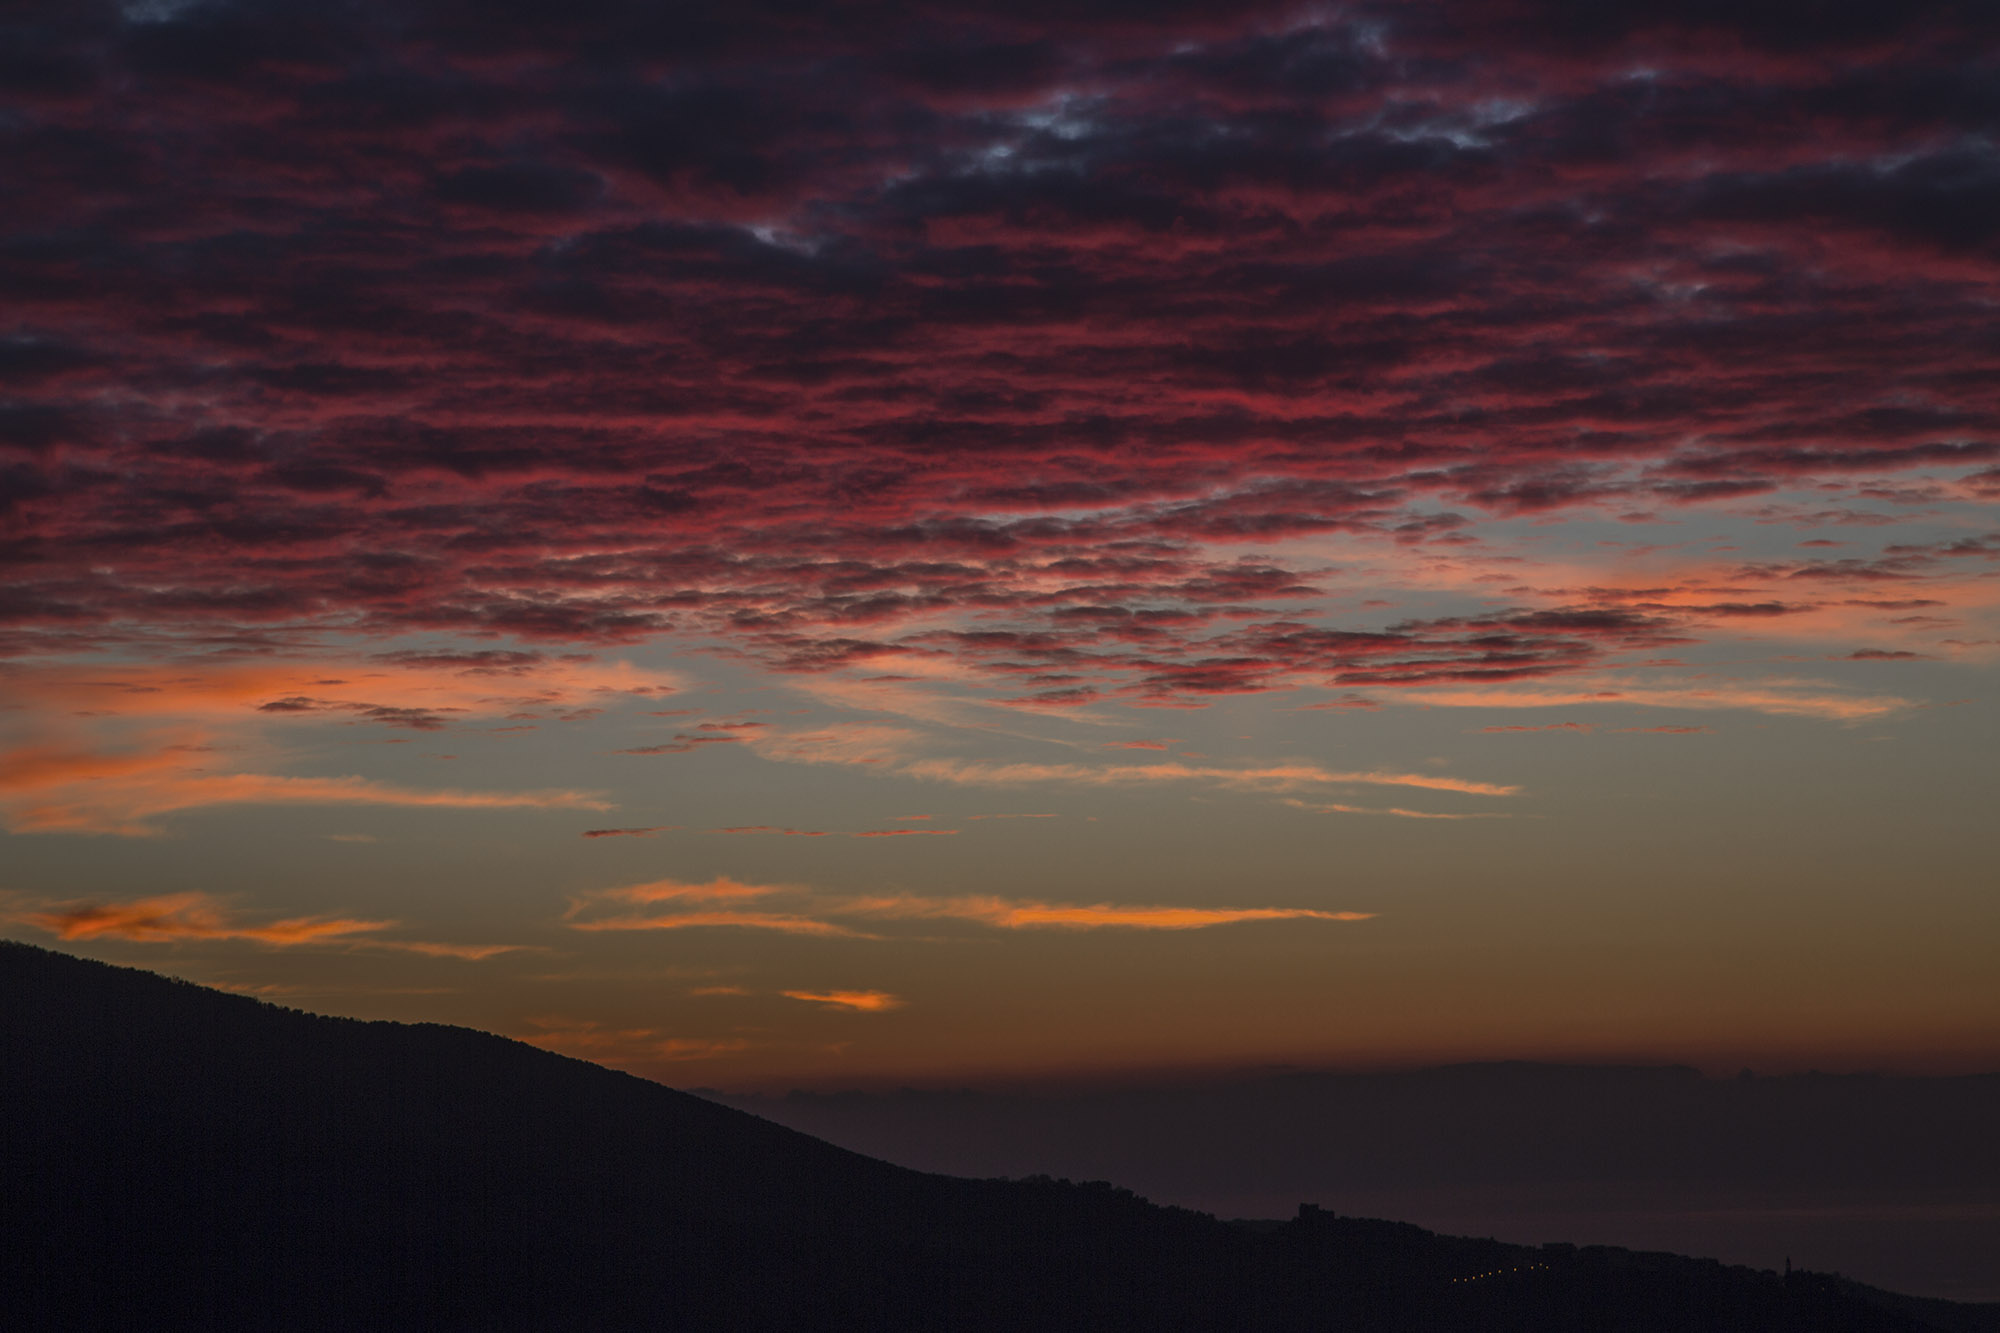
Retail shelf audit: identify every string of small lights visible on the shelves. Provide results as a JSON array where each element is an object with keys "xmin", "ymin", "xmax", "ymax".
[{"xmin": 1447, "ymin": 1262, "xmax": 1551, "ymax": 1285}]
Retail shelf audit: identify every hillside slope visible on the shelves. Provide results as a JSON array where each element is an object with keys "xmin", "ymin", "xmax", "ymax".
[{"xmin": 3, "ymin": 940, "xmax": 1988, "ymax": 1332}]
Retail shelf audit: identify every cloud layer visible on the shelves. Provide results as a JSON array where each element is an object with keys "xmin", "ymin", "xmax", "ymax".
[{"xmin": 2, "ymin": 0, "xmax": 1994, "ymax": 705}]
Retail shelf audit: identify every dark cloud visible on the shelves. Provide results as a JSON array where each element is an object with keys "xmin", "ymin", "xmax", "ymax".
[
  {"xmin": 254, "ymin": 696, "xmax": 458, "ymax": 730},
  {"xmin": 611, "ymin": 734, "xmax": 741, "ymax": 755},
  {"xmin": 0, "ymin": 0, "xmax": 1992, "ymax": 694}
]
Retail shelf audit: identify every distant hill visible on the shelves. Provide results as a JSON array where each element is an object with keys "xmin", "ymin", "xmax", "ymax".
[{"xmin": 5, "ymin": 939, "xmax": 1995, "ymax": 1332}]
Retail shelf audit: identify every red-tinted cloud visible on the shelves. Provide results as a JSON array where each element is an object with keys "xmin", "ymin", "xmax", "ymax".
[{"xmin": 0, "ymin": 0, "xmax": 1993, "ymax": 696}]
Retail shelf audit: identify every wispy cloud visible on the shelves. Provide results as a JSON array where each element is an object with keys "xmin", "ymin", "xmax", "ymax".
[
  {"xmin": 11, "ymin": 892, "xmax": 389, "ymax": 945},
  {"xmin": 1282, "ymin": 800, "xmax": 1509, "ymax": 820},
  {"xmin": 1401, "ymin": 679, "xmax": 1913, "ymax": 721},
  {"xmin": 0, "ymin": 657, "xmax": 686, "ymax": 731},
  {"xmin": 0, "ymin": 739, "xmax": 611, "ymax": 835},
  {"xmin": 686, "ymin": 711, "xmax": 1519, "ymax": 800},
  {"xmin": 568, "ymin": 877, "xmax": 780, "ymax": 907},
  {"xmin": 781, "ymin": 989, "xmax": 904, "ymax": 1012},
  {"xmin": 568, "ymin": 911, "xmax": 865, "ymax": 936},
  {"xmin": 7, "ymin": 891, "xmax": 527, "ymax": 960},
  {"xmin": 560, "ymin": 878, "xmax": 1373, "ymax": 937},
  {"xmin": 563, "ymin": 876, "xmax": 866, "ymax": 936},
  {"xmin": 897, "ymin": 757, "xmax": 1518, "ymax": 797},
  {"xmin": 845, "ymin": 895, "xmax": 1375, "ymax": 930},
  {"xmin": 373, "ymin": 941, "xmax": 527, "ymax": 960},
  {"xmin": 744, "ymin": 724, "xmax": 926, "ymax": 768}
]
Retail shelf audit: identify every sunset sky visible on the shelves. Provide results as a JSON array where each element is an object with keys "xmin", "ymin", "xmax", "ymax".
[{"xmin": 3, "ymin": 0, "xmax": 1995, "ymax": 1089}]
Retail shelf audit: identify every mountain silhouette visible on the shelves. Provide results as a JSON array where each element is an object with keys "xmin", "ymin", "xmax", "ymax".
[
  {"xmin": 5, "ymin": 939, "xmax": 1996, "ymax": 1332},
  {"xmin": 708, "ymin": 1062, "xmax": 2000, "ymax": 1303}
]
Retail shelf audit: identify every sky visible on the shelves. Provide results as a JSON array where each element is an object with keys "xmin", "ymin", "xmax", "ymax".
[{"xmin": 2, "ymin": 0, "xmax": 1996, "ymax": 1091}]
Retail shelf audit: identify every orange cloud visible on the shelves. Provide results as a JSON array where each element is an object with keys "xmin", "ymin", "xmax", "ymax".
[
  {"xmin": 561, "ymin": 877, "xmax": 860, "ymax": 933},
  {"xmin": 0, "ymin": 743, "xmax": 191, "ymax": 792},
  {"xmin": 567, "ymin": 911, "xmax": 862, "ymax": 936},
  {"xmin": 991, "ymin": 904, "xmax": 1371, "ymax": 929},
  {"xmin": 1283, "ymin": 800, "xmax": 1509, "ymax": 820},
  {"xmin": 14, "ymin": 892, "xmax": 390, "ymax": 945},
  {"xmin": 569, "ymin": 877, "xmax": 780, "ymax": 909},
  {"xmin": 560, "ymin": 877, "xmax": 1369, "ymax": 938},
  {"xmin": 740, "ymin": 717, "xmax": 1517, "ymax": 799},
  {"xmin": 781, "ymin": 989, "xmax": 905, "ymax": 1011},
  {"xmin": 572, "ymin": 904, "xmax": 868, "ymax": 932},
  {"xmin": 0, "ymin": 656, "xmax": 686, "ymax": 728},
  {"xmin": 844, "ymin": 894, "xmax": 1374, "ymax": 930},
  {"xmin": 0, "ymin": 740, "xmax": 612, "ymax": 835},
  {"xmin": 12, "ymin": 772, "xmax": 609, "ymax": 835}
]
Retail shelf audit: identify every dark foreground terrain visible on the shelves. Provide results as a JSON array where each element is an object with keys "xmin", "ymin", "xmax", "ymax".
[
  {"xmin": 710, "ymin": 1062, "xmax": 2000, "ymax": 1302},
  {"xmin": 5, "ymin": 941, "xmax": 1997, "ymax": 1332}
]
